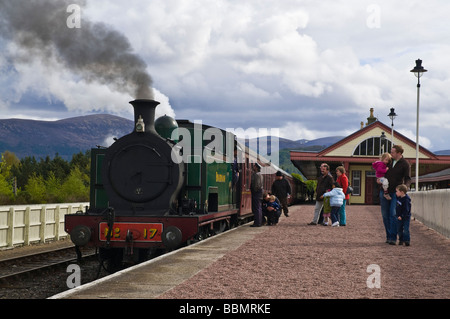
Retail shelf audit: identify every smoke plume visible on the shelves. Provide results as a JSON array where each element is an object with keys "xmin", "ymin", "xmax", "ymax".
[{"xmin": 0, "ymin": 0, "xmax": 154, "ymax": 99}]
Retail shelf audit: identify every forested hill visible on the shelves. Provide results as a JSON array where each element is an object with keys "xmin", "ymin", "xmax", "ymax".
[{"xmin": 0, "ymin": 115, "xmax": 133, "ymax": 160}]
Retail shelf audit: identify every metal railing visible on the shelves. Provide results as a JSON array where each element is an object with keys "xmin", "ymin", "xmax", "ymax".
[{"xmin": 0, "ymin": 203, "xmax": 88, "ymax": 248}]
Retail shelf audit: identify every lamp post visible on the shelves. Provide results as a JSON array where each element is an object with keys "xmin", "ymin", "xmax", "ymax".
[
  {"xmin": 410, "ymin": 59, "xmax": 427, "ymax": 191},
  {"xmin": 387, "ymin": 107, "xmax": 397, "ymax": 145}
]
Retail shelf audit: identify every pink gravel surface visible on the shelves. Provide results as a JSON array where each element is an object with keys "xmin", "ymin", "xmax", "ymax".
[{"xmin": 160, "ymin": 204, "xmax": 450, "ymax": 299}]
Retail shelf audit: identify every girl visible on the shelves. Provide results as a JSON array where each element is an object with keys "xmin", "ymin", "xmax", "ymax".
[{"xmin": 372, "ymin": 152, "xmax": 392, "ymax": 200}]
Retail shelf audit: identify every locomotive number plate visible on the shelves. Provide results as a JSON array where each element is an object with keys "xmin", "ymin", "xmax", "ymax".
[{"xmin": 99, "ymin": 222, "xmax": 163, "ymax": 242}]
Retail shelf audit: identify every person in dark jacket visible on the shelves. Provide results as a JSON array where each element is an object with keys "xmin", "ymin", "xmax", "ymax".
[
  {"xmin": 262, "ymin": 193, "xmax": 282, "ymax": 225},
  {"xmin": 395, "ymin": 184, "xmax": 412, "ymax": 246},
  {"xmin": 271, "ymin": 171, "xmax": 292, "ymax": 217},
  {"xmin": 250, "ymin": 163, "xmax": 264, "ymax": 227},
  {"xmin": 379, "ymin": 145, "xmax": 411, "ymax": 245},
  {"xmin": 308, "ymin": 163, "xmax": 334, "ymax": 225}
]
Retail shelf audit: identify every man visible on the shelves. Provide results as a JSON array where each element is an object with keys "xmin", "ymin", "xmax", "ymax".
[
  {"xmin": 308, "ymin": 163, "xmax": 334, "ymax": 225},
  {"xmin": 271, "ymin": 171, "xmax": 292, "ymax": 217},
  {"xmin": 379, "ymin": 145, "xmax": 411, "ymax": 245},
  {"xmin": 250, "ymin": 163, "xmax": 264, "ymax": 227}
]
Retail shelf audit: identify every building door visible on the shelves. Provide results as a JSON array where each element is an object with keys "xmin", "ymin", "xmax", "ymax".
[{"xmin": 365, "ymin": 171, "xmax": 379, "ymax": 205}]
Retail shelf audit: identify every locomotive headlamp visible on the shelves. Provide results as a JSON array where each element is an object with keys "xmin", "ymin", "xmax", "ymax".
[{"xmin": 136, "ymin": 115, "xmax": 145, "ymax": 133}]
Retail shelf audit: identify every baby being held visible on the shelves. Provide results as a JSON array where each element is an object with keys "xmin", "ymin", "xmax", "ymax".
[{"xmin": 372, "ymin": 152, "xmax": 392, "ymax": 200}]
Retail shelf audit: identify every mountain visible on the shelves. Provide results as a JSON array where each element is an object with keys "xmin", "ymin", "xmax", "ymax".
[
  {"xmin": 0, "ymin": 113, "xmax": 345, "ymax": 166},
  {"xmin": 246, "ymin": 136, "xmax": 345, "ymax": 152},
  {"xmin": 244, "ymin": 135, "xmax": 345, "ymax": 175},
  {"xmin": 434, "ymin": 150, "xmax": 450, "ymax": 155},
  {"xmin": 3, "ymin": 113, "xmax": 447, "ymax": 164},
  {"xmin": 0, "ymin": 115, "xmax": 133, "ymax": 160}
]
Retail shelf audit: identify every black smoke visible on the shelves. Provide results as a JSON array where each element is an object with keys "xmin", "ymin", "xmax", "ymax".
[{"xmin": 0, "ymin": 0, "xmax": 153, "ymax": 99}]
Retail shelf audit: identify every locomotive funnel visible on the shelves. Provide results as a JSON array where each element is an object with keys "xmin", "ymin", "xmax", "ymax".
[{"xmin": 129, "ymin": 99, "xmax": 160, "ymax": 134}]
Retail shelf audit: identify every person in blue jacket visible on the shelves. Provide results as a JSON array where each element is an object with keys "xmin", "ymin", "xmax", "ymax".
[
  {"xmin": 395, "ymin": 184, "xmax": 412, "ymax": 246},
  {"xmin": 322, "ymin": 182, "xmax": 345, "ymax": 227}
]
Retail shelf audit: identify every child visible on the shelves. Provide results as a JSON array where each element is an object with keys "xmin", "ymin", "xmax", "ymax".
[
  {"xmin": 267, "ymin": 195, "xmax": 281, "ymax": 211},
  {"xmin": 266, "ymin": 195, "xmax": 281, "ymax": 225},
  {"xmin": 372, "ymin": 152, "xmax": 392, "ymax": 200},
  {"xmin": 322, "ymin": 182, "xmax": 345, "ymax": 227},
  {"xmin": 395, "ymin": 184, "xmax": 412, "ymax": 246}
]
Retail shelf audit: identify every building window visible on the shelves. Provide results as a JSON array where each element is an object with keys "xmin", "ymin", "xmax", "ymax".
[
  {"xmin": 353, "ymin": 137, "xmax": 392, "ymax": 156},
  {"xmin": 352, "ymin": 170, "xmax": 361, "ymax": 196}
]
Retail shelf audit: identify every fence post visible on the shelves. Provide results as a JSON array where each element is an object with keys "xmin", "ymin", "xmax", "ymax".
[
  {"xmin": 24, "ymin": 207, "xmax": 30, "ymax": 246},
  {"xmin": 7, "ymin": 207, "xmax": 14, "ymax": 247},
  {"xmin": 55, "ymin": 205, "xmax": 60, "ymax": 240},
  {"xmin": 40, "ymin": 205, "xmax": 46, "ymax": 243}
]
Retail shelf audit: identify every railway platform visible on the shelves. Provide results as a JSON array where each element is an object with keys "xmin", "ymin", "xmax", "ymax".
[{"xmin": 51, "ymin": 204, "xmax": 449, "ymax": 302}]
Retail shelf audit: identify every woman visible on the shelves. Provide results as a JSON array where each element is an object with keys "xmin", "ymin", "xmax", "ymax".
[{"xmin": 336, "ymin": 166, "xmax": 349, "ymax": 226}]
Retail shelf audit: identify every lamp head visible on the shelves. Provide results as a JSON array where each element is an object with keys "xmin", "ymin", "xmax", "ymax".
[
  {"xmin": 410, "ymin": 59, "xmax": 427, "ymax": 78},
  {"xmin": 388, "ymin": 107, "xmax": 397, "ymax": 121}
]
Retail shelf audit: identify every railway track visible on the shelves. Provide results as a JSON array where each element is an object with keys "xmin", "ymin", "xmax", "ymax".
[
  {"xmin": 0, "ymin": 221, "xmax": 245, "ymax": 299},
  {"xmin": 0, "ymin": 246, "xmax": 96, "ymax": 281}
]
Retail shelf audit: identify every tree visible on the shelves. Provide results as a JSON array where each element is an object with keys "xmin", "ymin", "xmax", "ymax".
[
  {"xmin": 59, "ymin": 167, "xmax": 89, "ymax": 202},
  {"xmin": 70, "ymin": 150, "xmax": 90, "ymax": 176},
  {"xmin": 0, "ymin": 174, "xmax": 14, "ymax": 204},
  {"xmin": 45, "ymin": 171, "xmax": 61, "ymax": 203},
  {"xmin": 2, "ymin": 150, "xmax": 92, "ymax": 204},
  {"xmin": 0, "ymin": 152, "xmax": 18, "ymax": 204},
  {"xmin": 1, "ymin": 151, "xmax": 20, "ymax": 170},
  {"xmin": 24, "ymin": 174, "xmax": 47, "ymax": 204},
  {"xmin": 11, "ymin": 156, "xmax": 37, "ymax": 190}
]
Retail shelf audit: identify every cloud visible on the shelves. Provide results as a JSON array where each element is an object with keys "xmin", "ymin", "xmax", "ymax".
[
  {"xmin": 397, "ymin": 128, "xmax": 432, "ymax": 150},
  {"xmin": 1, "ymin": 0, "xmax": 450, "ymax": 151}
]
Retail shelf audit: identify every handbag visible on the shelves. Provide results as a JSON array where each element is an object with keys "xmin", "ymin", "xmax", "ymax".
[{"xmin": 346, "ymin": 185, "xmax": 353, "ymax": 195}]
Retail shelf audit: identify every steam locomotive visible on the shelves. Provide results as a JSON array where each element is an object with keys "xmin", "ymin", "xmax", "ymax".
[{"xmin": 65, "ymin": 99, "xmax": 304, "ymax": 269}]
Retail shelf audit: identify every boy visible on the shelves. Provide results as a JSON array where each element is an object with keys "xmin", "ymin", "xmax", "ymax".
[{"xmin": 395, "ymin": 184, "xmax": 412, "ymax": 246}]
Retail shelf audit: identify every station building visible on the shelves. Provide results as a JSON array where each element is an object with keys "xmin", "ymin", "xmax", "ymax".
[{"xmin": 290, "ymin": 108, "xmax": 450, "ymax": 205}]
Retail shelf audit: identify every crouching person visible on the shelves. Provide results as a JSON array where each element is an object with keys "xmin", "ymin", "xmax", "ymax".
[{"xmin": 262, "ymin": 194, "xmax": 282, "ymax": 225}]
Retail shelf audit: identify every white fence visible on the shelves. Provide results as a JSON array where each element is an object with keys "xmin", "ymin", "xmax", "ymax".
[
  {"xmin": 410, "ymin": 189, "xmax": 450, "ymax": 238},
  {"xmin": 0, "ymin": 203, "xmax": 88, "ymax": 249}
]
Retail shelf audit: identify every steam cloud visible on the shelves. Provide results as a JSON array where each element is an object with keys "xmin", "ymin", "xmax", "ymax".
[{"xmin": 0, "ymin": 0, "xmax": 154, "ymax": 99}]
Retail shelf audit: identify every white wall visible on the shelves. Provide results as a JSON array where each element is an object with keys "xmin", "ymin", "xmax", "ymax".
[{"xmin": 410, "ymin": 190, "xmax": 450, "ymax": 238}]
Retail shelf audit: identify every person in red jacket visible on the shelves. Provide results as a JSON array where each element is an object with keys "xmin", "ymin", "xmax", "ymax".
[{"xmin": 336, "ymin": 166, "xmax": 349, "ymax": 226}]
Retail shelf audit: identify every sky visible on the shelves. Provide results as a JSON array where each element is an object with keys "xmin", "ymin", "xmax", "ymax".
[{"xmin": 1, "ymin": 0, "xmax": 450, "ymax": 151}]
